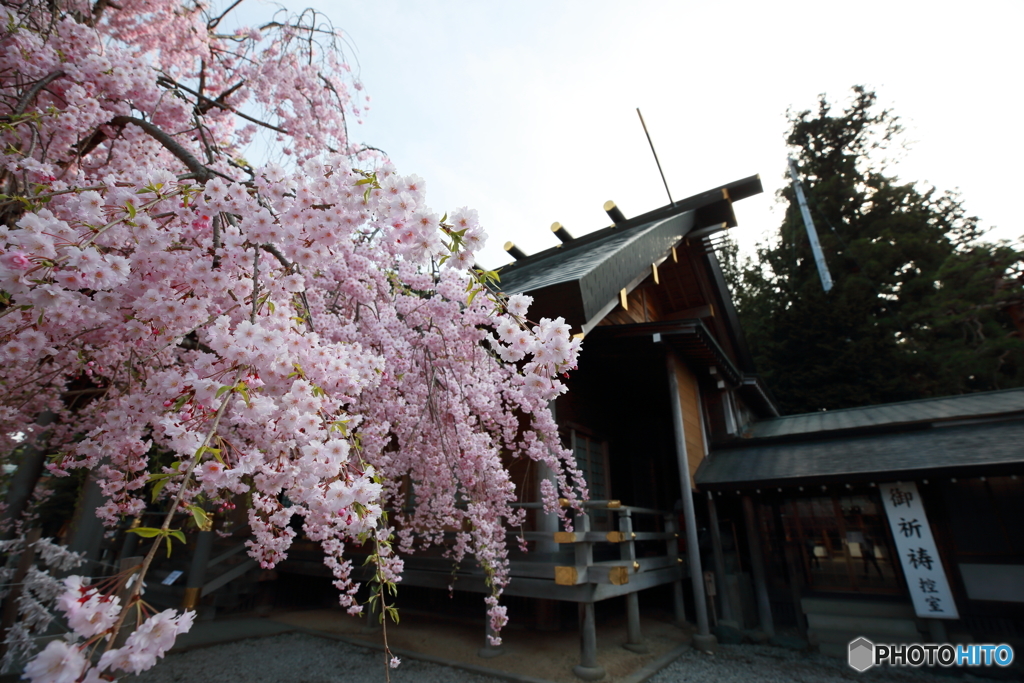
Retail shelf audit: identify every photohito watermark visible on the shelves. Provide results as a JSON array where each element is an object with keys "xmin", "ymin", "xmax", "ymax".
[{"xmin": 848, "ymin": 637, "xmax": 1014, "ymax": 672}]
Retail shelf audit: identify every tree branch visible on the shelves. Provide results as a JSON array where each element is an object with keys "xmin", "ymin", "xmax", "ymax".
[
  {"xmin": 7, "ymin": 70, "xmax": 65, "ymax": 119},
  {"xmin": 107, "ymin": 116, "xmax": 212, "ymax": 181},
  {"xmin": 196, "ymin": 80, "xmax": 244, "ymax": 116},
  {"xmin": 207, "ymin": 0, "xmax": 244, "ymax": 30},
  {"xmin": 211, "ymin": 213, "xmax": 223, "ymax": 269},
  {"xmin": 157, "ymin": 76, "xmax": 289, "ymax": 135},
  {"xmin": 260, "ymin": 243, "xmax": 292, "ymax": 270}
]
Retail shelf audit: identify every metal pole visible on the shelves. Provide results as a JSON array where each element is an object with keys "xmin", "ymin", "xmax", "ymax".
[
  {"xmin": 742, "ymin": 495, "xmax": 775, "ymax": 637},
  {"xmin": 787, "ymin": 157, "xmax": 833, "ymax": 292},
  {"xmin": 666, "ymin": 351, "xmax": 717, "ymax": 652}
]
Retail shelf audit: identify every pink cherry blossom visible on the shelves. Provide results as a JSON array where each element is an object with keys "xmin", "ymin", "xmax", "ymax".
[
  {"xmin": 21, "ymin": 640, "xmax": 86, "ymax": 683},
  {"xmin": 4, "ymin": 1, "xmax": 585, "ymax": 678}
]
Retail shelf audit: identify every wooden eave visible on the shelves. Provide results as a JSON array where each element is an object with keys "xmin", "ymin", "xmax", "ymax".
[
  {"xmin": 587, "ymin": 319, "xmax": 742, "ymax": 385},
  {"xmin": 497, "ymin": 175, "xmax": 763, "ymax": 336}
]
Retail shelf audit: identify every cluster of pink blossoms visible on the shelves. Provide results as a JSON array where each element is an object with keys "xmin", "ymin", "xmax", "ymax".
[
  {"xmin": 1, "ymin": 0, "xmax": 586, "ymax": 677},
  {"xmin": 24, "ymin": 598, "xmax": 193, "ymax": 683}
]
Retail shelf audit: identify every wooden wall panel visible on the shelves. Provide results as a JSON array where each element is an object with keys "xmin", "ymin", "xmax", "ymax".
[
  {"xmin": 597, "ymin": 281, "xmax": 663, "ymax": 327},
  {"xmin": 673, "ymin": 357, "xmax": 706, "ymax": 486}
]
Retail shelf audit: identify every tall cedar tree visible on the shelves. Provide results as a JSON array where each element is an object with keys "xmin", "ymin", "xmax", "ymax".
[{"xmin": 726, "ymin": 87, "xmax": 1024, "ymax": 414}]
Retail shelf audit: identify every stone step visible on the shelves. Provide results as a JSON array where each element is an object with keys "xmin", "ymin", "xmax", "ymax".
[
  {"xmin": 819, "ymin": 642, "xmax": 847, "ymax": 659},
  {"xmin": 809, "ymin": 628, "xmax": 921, "ymax": 647},
  {"xmin": 801, "ymin": 596, "xmax": 916, "ymax": 620},
  {"xmin": 807, "ymin": 613, "xmax": 921, "ymax": 639}
]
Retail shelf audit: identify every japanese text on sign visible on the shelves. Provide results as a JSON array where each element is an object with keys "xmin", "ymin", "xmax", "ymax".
[{"xmin": 879, "ymin": 482, "xmax": 959, "ymax": 620}]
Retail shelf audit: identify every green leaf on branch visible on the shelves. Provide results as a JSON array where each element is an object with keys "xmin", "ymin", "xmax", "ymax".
[
  {"xmin": 189, "ymin": 505, "xmax": 210, "ymax": 530},
  {"xmin": 127, "ymin": 526, "xmax": 164, "ymax": 538},
  {"xmin": 197, "ymin": 446, "xmax": 224, "ymax": 464},
  {"xmin": 148, "ymin": 472, "xmax": 175, "ymax": 502}
]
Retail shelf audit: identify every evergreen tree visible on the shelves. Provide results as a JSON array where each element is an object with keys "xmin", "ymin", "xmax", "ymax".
[{"xmin": 728, "ymin": 87, "xmax": 1024, "ymax": 414}]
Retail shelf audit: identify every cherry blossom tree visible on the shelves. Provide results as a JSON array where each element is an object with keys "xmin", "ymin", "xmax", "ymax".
[{"xmin": 0, "ymin": 1, "xmax": 583, "ymax": 679}]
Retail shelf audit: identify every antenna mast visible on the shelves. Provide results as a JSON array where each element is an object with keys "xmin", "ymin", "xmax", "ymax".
[{"xmin": 637, "ymin": 108, "xmax": 674, "ymax": 206}]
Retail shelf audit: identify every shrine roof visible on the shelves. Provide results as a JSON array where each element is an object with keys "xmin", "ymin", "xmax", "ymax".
[
  {"xmin": 496, "ymin": 175, "xmax": 762, "ymax": 334},
  {"xmin": 695, "ymin": 388, "xmax": 1024, "ymax": 489}
]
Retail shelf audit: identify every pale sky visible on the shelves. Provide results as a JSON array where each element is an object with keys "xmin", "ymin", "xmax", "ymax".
[{"xmin": 244, "ymin": 0, "xmax": 1023, "ymax": 270}]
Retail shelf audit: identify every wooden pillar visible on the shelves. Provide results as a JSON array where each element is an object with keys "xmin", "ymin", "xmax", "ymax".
[
  {"xmin": 742, "ymin": 495, "xmax": 774, "ymax": 637},
  {"xmin": 664, "ymin": 515, "xmax": 686, "ymax": 626},
  {"xmin": 478, "ymin": 617, "xmax": 505, "ymax": 658},
  {"xmin": 783, "ymin": 539, "xmax": 808, "ymax": 638},
  {"xmin": 707, "ymin": 492, "xmax": 737, "ymax": 627},
  {"xmin": 574, "ymin": 508, "xmax": 593, "ymax": 577},
  {"xmin": 0, "ymin": 413, "xmax": 54, "ymax": 540},
  {"xmin": 65, "ymin": 474, "xmax": 106, "ymax": 568},
  {"xmin": 536, "ymin": 462, "xmax": 560, "ymax": 555},
  {"xmin": 665, "ymin": 352, "xmax": 716, "ymax": 652},
  {"xmin": 181, "ymin": 528, "xmax": 214, "ymax": 612},
  {"xmin": 119, "ymin": 517, "xmax": 141, "ymax": 562},
  {"xmin": 534, "ymin": 405, "xmax": 563, "ymax": 629},
  {"xmin": 618, "ymin": 510, "xmax": 647, "ymax": 653},
  {"xmin": 572, "ymin": 508, "xmax": 604, "ymax": 680},
  {"xmin": 573, "ymin": 601, "xmax": 605, "ymax": 681},
  {"xmin": 361, "ymin": 593, "xmax": 382, "ymax": 634}
]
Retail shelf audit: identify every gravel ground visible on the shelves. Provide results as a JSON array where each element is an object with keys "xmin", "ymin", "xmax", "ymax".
[
  {"xmin": 131, "ymin": 632, "xmax": 980, "ymax": 683},
  {"xmin": 129, "ymin": 632, "xmax": 503, "ymax": 683},
  {"xmin": 650, "ymin": 644, "xmax": 967, "ymax": 683}
]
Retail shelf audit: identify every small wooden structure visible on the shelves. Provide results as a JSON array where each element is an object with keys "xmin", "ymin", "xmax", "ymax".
[
  {"xmin": 696, "ymin": 389, "xmax": 1024, "ymax": 660},
  {"xmin": 388, "ymin": 175, "xmax": 779, "ymax": 677}
]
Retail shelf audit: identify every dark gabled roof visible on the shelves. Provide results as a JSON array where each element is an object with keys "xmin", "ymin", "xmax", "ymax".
[
  {"xmin": 744, "ymin": 387, "xmax": 1024, "ymax": 441},
  {"xmin": 695, "ymin": 388, "xmax": 1024, "ymax": 489},
  {"xmin": 695, "ymin": 419, "xmax": 1024, "ymax": 490},
  {"xmin": 497, "ymin": 175, "xmax": 762, "ymax": 333}
]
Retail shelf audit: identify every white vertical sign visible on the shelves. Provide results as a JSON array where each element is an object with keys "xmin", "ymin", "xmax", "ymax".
[{"xmin": 879, "ymin": 482, "xmax": 959, "ymax": 619}]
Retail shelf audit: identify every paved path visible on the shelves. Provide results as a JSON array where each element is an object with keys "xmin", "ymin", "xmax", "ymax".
[{"xmin": 129, "ymin": 627, "xmax": 964, "ymax": 683}]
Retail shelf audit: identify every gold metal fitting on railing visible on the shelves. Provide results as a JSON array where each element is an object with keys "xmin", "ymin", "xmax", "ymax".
[
  {"xmin": 607, "ymin": 500, "xmax": 622, "ymax": 509},
  {"xmin": 181, "ymin": 586, "xmax": 200, "ymax": 611},
  {"xmin": 558, "ymin": 497, "xmax": 571, "ymax": 508},
  {"xmin": 632, "ymin": 561, "xmax": 640, "ymax": 572}
]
